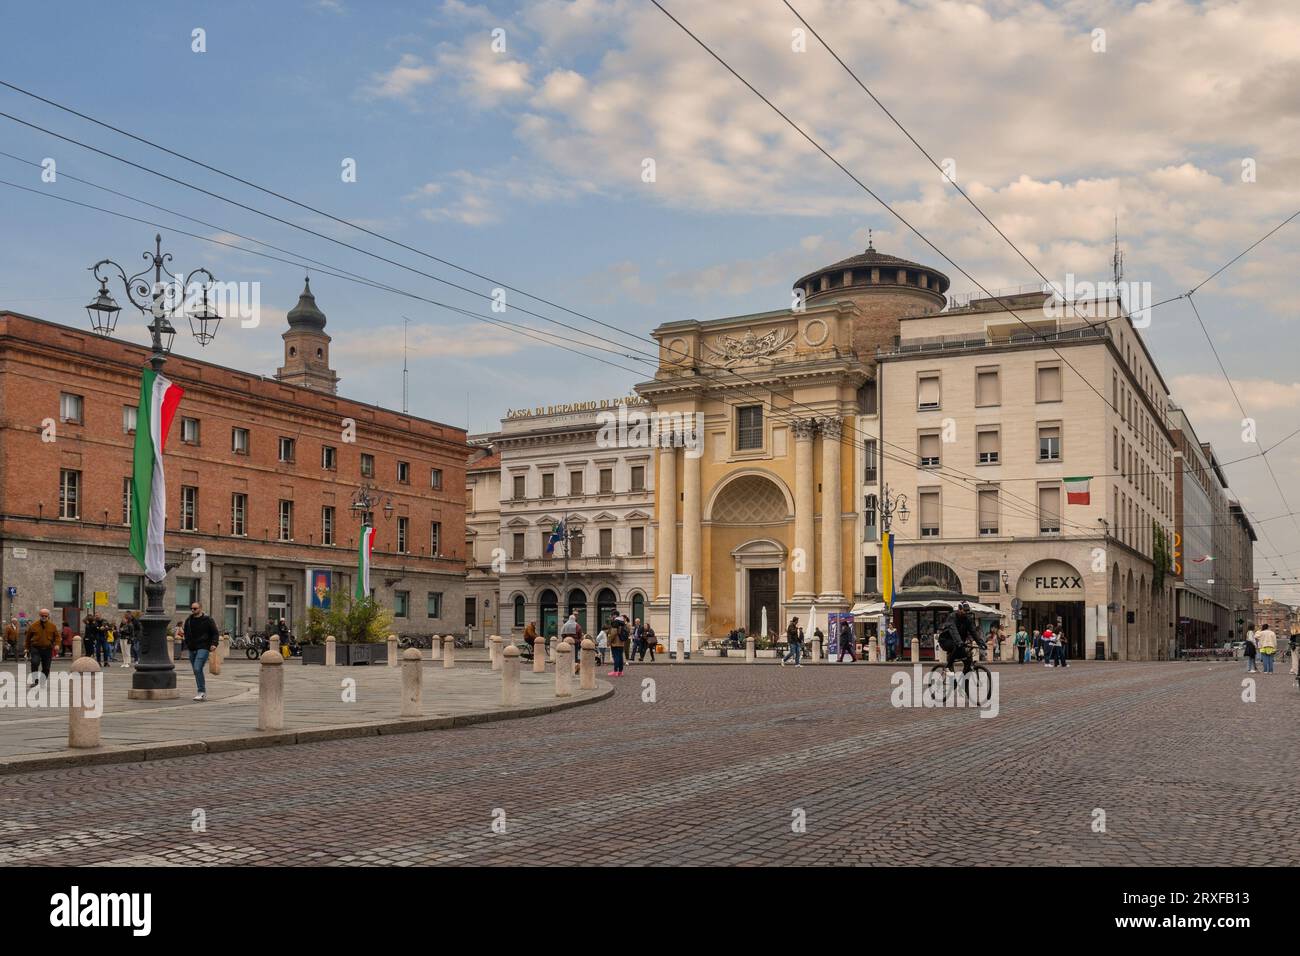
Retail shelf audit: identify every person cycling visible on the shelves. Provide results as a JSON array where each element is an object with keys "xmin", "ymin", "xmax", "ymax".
[{"xmin": 937, "ymin": 602, "xmax": 986, "ymax": 673}]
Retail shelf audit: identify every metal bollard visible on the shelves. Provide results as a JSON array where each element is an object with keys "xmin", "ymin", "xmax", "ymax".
[
  {"xmin": 387, "ymin": 634, "xmax": 399, "ymax": 668},
  {"xmin": 501, "ymin": 644, "xmax": 521, "ymax": 706},
  {"xmin": 401, "ymin": 647, "xmax": 422, "ymax": 717},
  {"xmin": 443, "ymin": 635, "xmax": 455, "ymax": 668},
  {"xmin": 490, "ymin": 635, "xmax": 503, "ymax": 671},
  {"xmin": 67, "ymin": 656, "xmax": 102, "ymax": 748},
  {"xmin": 555, "ymin": 641, "xmax": 573, "ymax": 698},
  {"xmin": 258, "ymin": 650, "xmax": 284, "ymax": 731},
  {"xmin": 533, "ymin": 636, "xmax": 546, "ymax": 673},
  {"xmin": 326, "ymin": 634, "xmax": 336, "ymax": 668},
  {"xmin": 580, "ymin": 638, "xmax": 596, "ymax": 690}
]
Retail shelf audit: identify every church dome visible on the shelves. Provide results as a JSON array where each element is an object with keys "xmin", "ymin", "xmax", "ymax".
[
  {"xmin": 286, "ymin": 277, "xmax": 327, "ymax": 331},
  {"xmin": 793, "ymin": 237, "xmax": 950, "ymax": 309}
]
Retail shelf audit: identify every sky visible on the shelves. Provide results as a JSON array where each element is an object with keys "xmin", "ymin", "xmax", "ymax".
[{"xmin": 1, "ymin": 0, "xmax": 1298, "ymax": 600}]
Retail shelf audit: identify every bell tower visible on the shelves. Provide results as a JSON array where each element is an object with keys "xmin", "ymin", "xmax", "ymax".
[{"xmin": 275, "ymin": 277, "xmax": 339, "ymax": 394}]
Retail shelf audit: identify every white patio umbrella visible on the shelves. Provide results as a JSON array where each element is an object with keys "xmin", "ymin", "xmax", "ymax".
[{"xmin": 760, "ymin": 605, "xmax": 768, "ymax": 639}]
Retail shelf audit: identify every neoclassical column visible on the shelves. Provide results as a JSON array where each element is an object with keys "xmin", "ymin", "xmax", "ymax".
[
  {"xmin": 655, "ymin": 443, "xmax": 678, "ymax": 600},
  {"xmin": 819, "ymin": 415, "xmax": 845, "ymax": 601},
  {"xmin": 791, "ymin": 418, "xmax": 817, "ymax": 600},
  {"xmin": 683, "ymin": 445, "xmax": 703, "ymax": 601}
]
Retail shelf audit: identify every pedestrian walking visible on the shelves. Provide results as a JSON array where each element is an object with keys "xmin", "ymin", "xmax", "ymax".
[
  {"xmin": 25, "ymin": 609, "xmax": 60, "ymax": 685},
  {"xmin": 837, "ymin": 620, "xmax": 857, "ymax": 662},
  {"xmin": 1243, "ymin": 632, "xmax": 1257, "ymax": 672},
  {"xmin": 1289, "ymin": 630, "xmax": 1298, "ymax": 677},
  {"xmin": 607, "ymin": 615, "xmax": 627, "ymax": 677},
  {"xmin": 781, "ymin": 616, "xmax": 804, "ymax": 667},
  {"xmin": 641, "ymin": 623, "xmax": 657, "ymax": 662},
  {"xmin": 3, "ymin": 617, "xmax": 18, "ymax": 661},
  {"xmin": 1043, "ymin": 627, "xmax": 1059, "ymax": 668},
  {"xmin": 60, "ymin": 620, "xmax": 74, "ymax": 659},
  {"xmin": 594, "ymin": 626, "xmax": 608, "ymax": 666},
  {"xmin": 1256, "ymin": 624, "xmax": 1277, "ymax": 674},
  {"xmin": 1015, "ymin": 625, "xmax": 1028, "ymax": 664},
  {"xmin": 183, "ymin": 601, "xmax": 220, "ymax": 701},
  {"xmin": 886, "ymin": 624, "xmax": 899, "ymax": 662},
  {"xmin": 85, "ymin": 613, "xmax": 110, "ymax": 667},
  {"xmin": 1032, "ymin": 629, "xmax": 1043, "ymax": 661}
]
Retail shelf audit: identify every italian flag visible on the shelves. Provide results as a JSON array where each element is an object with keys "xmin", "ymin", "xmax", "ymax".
[
  {"xmin": 356, "ymin": 525, "xmax": 376, "ymax": 601},
  {"xmin": 129, "ymin": 369, "xmax": 184, "ymax": 582},
  {"xmin": 1063, "ymin": 476, "xmax": 1091, "ymax": 505}
]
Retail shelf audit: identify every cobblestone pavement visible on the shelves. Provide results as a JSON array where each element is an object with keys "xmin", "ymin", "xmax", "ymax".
[{"xmin": 1, "ymin": 662, "xmax": 1294, "ymax": 866}]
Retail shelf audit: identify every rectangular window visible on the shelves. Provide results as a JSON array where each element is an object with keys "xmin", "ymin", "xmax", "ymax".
[
  {"xmin": 429, "ymin": 521, "xmax": 442, "ymax": 555},
  {"xmin": 232, "ymin": 427, "xmax": 249, "ymax": 455},
  {"xmin": 542, "ymin": 472, "xmax": 555, "ymax": 497},
  {"xmin": 1038, "ymin": 424, "xmax": 1061, "ymax": 462},
  {"xmin": 466, "ymin": 596, "xmax": 478, "ymax": 627},
  {"xmin": 513, "ymin": 532, "xmax": 525, "ymax": 560},
  {"xmin": 512, "ymin": 475, "xmax": 526, "ymax": 499},
  {"xmin": 570, "ymin": 529, "xmax": 584, "ymax": 557},
  {"xmin": 397, "ymin": 516, "xmax": 409, "ymax": 553},
  {"xmin": 977, "ymin": 570, "xmax": 1000, "ymax": 594},
  {"xmin": 278, "ymin": 500, "xmax": 294, "ymax": 541},
  {"xmin": 1113, "ymin": 428, "xmax": 1119, "ymax": 470},
  {"xmin": 858, "ymin": 379, "xmax": 878, "ymax": 415},
  {"xmin": 430, "ymin": 468, "xmax": 443, "ymax": 491},
  {"xmin": 360, "ymin": 453, "xmax": 374, "ymax": 478},
  {"xmin": 975, "ymin": 367, "xmax": 1000, "ymax": 407},
  {"xmin": 630, "ymin": 526, "xmax": 645, "ymax": 555},
  {"xmin": 599, "ymin": 527, "xmax": 613, "ymax": 557},
  {"xmin": 917, "ymin": 373, "xmax": 940, "ymax": 410},
  {"xmin": 53, "ymin": 571, "xmax": 81, "ymax": 609},
  {"xmin": 919, "ymin": 490, "xmax": 940, "ymax": 538},
  {"xmin": 117, "ymin": 574, "xmax": 143, "ymax": 611},
  {"xmin": 278, "ymin": 437, "xmax": 296, "ymax": 463},
  {"xmin": 1037, "ymin": 364, "xmax": 1062, "ymax": 402},
  {"xmin": 426, "ymin": 592, "xmax": 443, "ymax": 619},
  {"xmin": 394, "ymin": 590, "xmax": 410, "ymax": 619},
  {"xmin": 864, "ymin": 556, "xmax": 878, "ymax": 592},
  {"xmin": 1039, "ymin": 485, "xmax": 1062, "ymax": 533},
  {"xmin": 397, "ymin": 461, "xmax": 410, "ymax": 484},
  {"xmin": 60, "ymin": 392, "xmax": 84, "ymax": 423},
  {"xmin": 59, "ymin": 469, "xmax": 80, "ymax": 519},
  {"xmin": 976, "ymin": 429, "xmax": 1000, "ymax": 465},
  {"xmin": 175, "ymin": 576, "xmax": 200, "ymax": 612},
  {"xmin": 736, "ymin": 405, "xmax": 764, "ymax": 450},
  {"xmin": 182, "ymin": 416, "xmax": 200, "ymax": 444},
  {"xmin": 865, "ymin": 495, "xmax": 877, "ymax": 534},
  {"xmin": 978, "ymin": 489, "xmax": 999, "ymax": 535},
  {"xmin": 122, "ymin": 477, "xmax": 133, "ymax": 525},
  {"xmin": 918, "ymin": 432, "xmax": 941, "ymax": 468},
  {"xmin": 322, "ymin": 445, "xmax": 337, "ymax": 470},
  {"xmin": 630, "ymin": 465, "xmax": 645, "ymax": 492},
  {"xmin": 864, "ymin": 439, "xmax": 878, "ymax": 484},
  {"xmin": 322, "ymin": 506, "xmax": 335, "ymax": 546},
  {"xmin": 181, "ymin": 485, "xmax": 198, "ymax": 531},
  {"xmin": 599, "ymin": 468, "xmax": 613, "ymax": 494},
  {"xmin": 570, "ymin": 470, "xmax": 584, "ymax": 495},
  {"xmin": 231, "ymin": 493, "xmax": 247, "ymax": 536},
  {"xmin": 123, "ymin": 405, "xmax": 138, "ymax": 434},
  {"xmin": 513, "ymin": 597, "xmax": 525, "ymax": 627}
]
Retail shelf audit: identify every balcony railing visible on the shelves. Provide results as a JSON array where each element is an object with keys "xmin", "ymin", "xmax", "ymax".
[{"xmin": 878, "ymin": 321, "xmax": 1109, "ymax": 358}]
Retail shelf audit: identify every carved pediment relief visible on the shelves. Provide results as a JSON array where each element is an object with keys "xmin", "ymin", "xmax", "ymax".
[{"xmin": 702, "ymin": 327, "xmax": 796, "ymax": 366}]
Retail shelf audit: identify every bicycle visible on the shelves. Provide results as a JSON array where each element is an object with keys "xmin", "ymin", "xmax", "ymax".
[
  {"xmin": 928, "ymin": 639, "xmax": 993, "ymax": 705},
  {"xmin": 398, "ymin": 635, "xmax": 432, "ymax": 651}
]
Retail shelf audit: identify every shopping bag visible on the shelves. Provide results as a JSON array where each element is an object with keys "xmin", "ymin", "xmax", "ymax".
[{"xmin": 208, "ymin": 652, "xmax": 222, "ymax": 675}]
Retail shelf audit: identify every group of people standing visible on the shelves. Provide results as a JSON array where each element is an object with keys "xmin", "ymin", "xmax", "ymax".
[
  {"xmin": 1241, "ymin": 623, "xmax": 1296, "ymax": 676},
  {"xmin": 551, "ymin": 611, "xmax": 657, "ymax": 678}
]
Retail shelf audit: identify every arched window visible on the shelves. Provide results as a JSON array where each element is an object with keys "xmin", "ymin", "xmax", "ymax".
[
  {"xmin": 631, "ymin": 593, "xmax": 645, "ymax": 623},
  {"xmin": 900, "ymin": 561, "xmax": 962, "ymax": 593},
  {"xmin": 567, "ymin": 589, "xmax": 587, "ymax": 630},
  {"xmin": 597, "ymin": 588, "xmax": 618, "ymax": 629},
  {"xmin": 513, "ymin": 594, "xmax": 525, "ymax": 628}
]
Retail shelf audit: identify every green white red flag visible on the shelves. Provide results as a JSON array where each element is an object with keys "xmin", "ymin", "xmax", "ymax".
[
  {"xmin": 1063, "ymin": 476, "xmax": 1091, "ymax": 505},
  {"xmin": 356, "ymin": 525, "xmax": 375, "ymax": 601},
  {"xmin": 129, "ymin": 368, "xmax": 184, "ymax": 582}
]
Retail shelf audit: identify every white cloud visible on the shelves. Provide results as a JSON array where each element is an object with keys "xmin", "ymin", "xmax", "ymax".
[{"xmin": 365, "ymin": 53, "xmax": 437, "ymax": 99}]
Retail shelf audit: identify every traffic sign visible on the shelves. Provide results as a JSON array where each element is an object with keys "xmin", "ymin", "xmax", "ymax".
[
  {"xmin": 5, "ymin": 586, "xmax": 15, "ymax": 598},
  {"xmin": 1010, "ymin": 598, "xmax": 1022, "ymax": 613}
]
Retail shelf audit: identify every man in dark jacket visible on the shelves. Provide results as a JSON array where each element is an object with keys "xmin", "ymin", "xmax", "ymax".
[
  {"xmin": 938, "ymin": 603, "xmax": 984, "ymax": 672},
  {"xmin": 183, "ymin": 602, "xmax": 220, "ymax": 701},
  {"xmin": 25, "ymin": 608, "xmax": 60, "ymax": 685},
  {"xmin": 85, "ymin": 613, "xmax": 110, "ymax": 667}
]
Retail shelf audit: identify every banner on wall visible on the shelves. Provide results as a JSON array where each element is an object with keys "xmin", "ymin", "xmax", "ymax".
[
  {"xmin": 669, "ymin": 573, "xmax": 692, "ymax": 653},
  {"xmin": 307, "ymin": 569, "xmax": 333, "ymax": 611}
]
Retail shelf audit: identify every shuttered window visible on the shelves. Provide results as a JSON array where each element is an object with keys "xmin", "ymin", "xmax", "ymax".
[
  {"xmin": 1037, "ymin": 364, "xmax": 1062, "ymax": 402},
  {"xmin": 1039, "ymin": 485, "xmax": 1061, "ymax": 533},
  {"xmin": 917, "ymin": 374, "xmax": 941, "ymax": 409},
  {"xmin": 918, "ymin": 433, "xmax": 941, "ymax": 467},
  {"xmin": 919, "ymin": 490, "xmax": 940, "ymax": 537},
  {"xmin": 975, "ymin": 368, "xmax": 1000, "ymax": 406},
  {"xmin": 976, "ymin": 429, "xmax": 999, "ymax": 464},
  {"xmin": 1038, "ymin": 425, "xmax": 1061, "ymax": 461}
]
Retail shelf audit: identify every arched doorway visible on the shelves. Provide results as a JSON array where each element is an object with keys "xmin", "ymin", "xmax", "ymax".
[
  {"xmin": 1138, "ymin": 574, "xmax": 1148, "ymax": 660},
  {"xmin": 512, "ymin": 593, "xmax": 526, "ymax": 630},
  {"xmin": 596, "ymin": 588, "xmax": 618, "ymax": 629},
  {"xmin": 566, "ymin": 588, "xmax": 587, "ymax": 631},
  {"xmin": 1016, "ymin": 559, "xmax": 1086, "ymax": 658},
  {"xmin": 538, "ymin": 589, "xmax": 558, "ymax": 638},
  {"xmin": 631, "ymin": 592, "xmax": 646, "ymax": 625},
  {"xmin": 1124, "ymin": 570, "xmax": 1135, "ymax": 660}
]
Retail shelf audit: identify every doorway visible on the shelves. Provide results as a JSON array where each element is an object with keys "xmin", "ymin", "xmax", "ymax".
[{"xmin": 748, "ymin": 568, "xmax": 780, "ymax": 638}]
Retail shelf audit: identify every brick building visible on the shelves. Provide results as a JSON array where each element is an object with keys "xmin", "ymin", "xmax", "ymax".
[{"xmin": 0, "ymin": 285, "xmax": 467, "ymax": 638}]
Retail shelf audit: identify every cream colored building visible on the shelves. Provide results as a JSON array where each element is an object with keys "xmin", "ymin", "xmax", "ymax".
[
  {"xmin": 877, "ymin": 291, "xmax": 1178, "ymax": 659},
  {"xmin": 464, "ymin": 398, "xmax": 656, "ymax": 641}
]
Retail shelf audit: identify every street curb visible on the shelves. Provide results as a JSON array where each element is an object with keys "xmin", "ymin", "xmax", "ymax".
[{"xmin": 0, "ymin": 684, "xmax": 614, "ymax": 776}]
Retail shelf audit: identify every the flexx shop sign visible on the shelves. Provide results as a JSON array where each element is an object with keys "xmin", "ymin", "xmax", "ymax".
[{"xmin": 1016, "ymin": 560, "xmax": 1085, "ymax": 601}]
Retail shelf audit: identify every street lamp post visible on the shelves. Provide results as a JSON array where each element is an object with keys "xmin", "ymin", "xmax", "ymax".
[{"xmin": 85, "ymin": 234, "xmax": 222, "ymax": 698}]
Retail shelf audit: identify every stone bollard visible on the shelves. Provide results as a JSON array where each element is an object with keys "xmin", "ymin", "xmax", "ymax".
[
  {"xmin": 547, "ymin": 637, "xmax": 555, "ymax": 663},
  {"xmin": 168, "ymin": 635, "xmax": 177, "ymax": 661},
  {"xmin": 269, "ymin": 635, "xmax": 280, "ymax": 657},
  {"xmin": 580, "ymin": 638, "xmax": 596, "ymax": 690},
  {"xmin": 401, "ymin": 647, "xmax": 423, "ymax": 717},
  {"xmin": 811, "ymin": 636, "xmax": 822, "ymax": 663},
  {"xmin": 533, "ymin": 637, "xmax": 546, "ymax": 673},
  {"xmin": 326, "ymin": 635, "xmax": 336, "ymax": 667},
  {"xmin": 429, "ymin": 634, "xmax": 441, "ymax": 662},
  {"xmin": 387, "ymin": 634, "xmax": 399, "ymax": 668},
  {"xmin": 745, "ymin": 636, "xmax": 755, "ymax": 662},
  {"xmin": 72, "ymin": 635, "xmax": 84, "ymax": 659},
  {"xmin": 67, "ymin": 657, "xmax": 102, "ymax": 748},
  {"xmin": 1001, "ymin": 638, "xmax": 1013, "ymax": 663},
  {"xmin": 555, "ymin": 641, "xmax": 573, "ymax": 698},
  {"xmin": 443, "ymin": 635, "xmax": 456, "ymax": 668},
  {"xmin": 258, "ymin": 650, "xmax": 284, "ymax": 731},
  {"xmin": 218, "ymin": 634, "xmax": 231, "ymax": 663},
  {"xmin": 490, "ymin": 635, "xmax": 503, "ymax": 671},
  {"xmin": 866, "ymin": 637, "xmax": 877, "ymax": 663},
  {"xmin": 501, "ymin": 644, "xmax": 522, "ymax": 706},
  {"xmin": 910, "ymin": 637, "xmax": 920, "ymax": 663}
]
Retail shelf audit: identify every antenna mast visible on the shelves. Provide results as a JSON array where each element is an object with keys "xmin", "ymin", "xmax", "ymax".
[{"xmin": 401, "ymin": 316, "xmax": 410, "ymax": 414}]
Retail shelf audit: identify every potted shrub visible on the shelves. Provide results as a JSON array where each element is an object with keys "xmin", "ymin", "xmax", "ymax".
[
  {"xmin": 300, "ymin": 594, "xmax": 392, "ymax": 665},
  {"xmin": 755, "ymin": 635, "xmax": 779, "ymax": 658}
]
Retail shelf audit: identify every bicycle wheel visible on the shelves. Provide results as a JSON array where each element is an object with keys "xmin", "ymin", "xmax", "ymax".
[
  {"xmin": 958, "ymin": 666, "xmax": 993, "ymax": 705},
  {"xmin": 245, "ymin": 645, "xmax": 258, "ymax": 660}
]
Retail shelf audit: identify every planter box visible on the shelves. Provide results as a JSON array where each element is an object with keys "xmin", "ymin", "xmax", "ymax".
[
  {"xmin": 756, "ymin": 649, "xmax": 779, "ymax": 658},
  {"xmin": 702, "ymin": 648, "xmax": 724, "ymax": 657},
  {"xmin": 301, "ymin": 644, "xmax": 327, "ymax": 665},
  {"xmin": 299, "ymin": 643, "xmax": 387, "ymax": 665}
]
